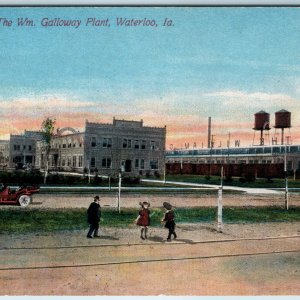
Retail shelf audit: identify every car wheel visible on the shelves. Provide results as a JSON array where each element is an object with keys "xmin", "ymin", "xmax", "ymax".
[{"xmin": 18, "ymin": 195, "xmax": 31, "ymax": 207}]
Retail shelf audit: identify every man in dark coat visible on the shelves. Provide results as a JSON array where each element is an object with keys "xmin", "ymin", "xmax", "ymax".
[
  {"xmin": 162, "ymin": 202, "xmax": 177, "ymax": 241},
  {"xmin": 87, "ymin": 195, "xmax": 101, "ymax": 238}
]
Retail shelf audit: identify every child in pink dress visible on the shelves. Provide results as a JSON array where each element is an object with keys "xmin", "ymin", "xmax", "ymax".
[{"xmin": 135, "ymin": 201, "xmax": 150, "ymax": 240}]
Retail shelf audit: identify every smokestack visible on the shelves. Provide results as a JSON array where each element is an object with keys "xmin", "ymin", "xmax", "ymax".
[{"xmin": 208, "ymin": 117, "xmax": 211, "ymax": 148}]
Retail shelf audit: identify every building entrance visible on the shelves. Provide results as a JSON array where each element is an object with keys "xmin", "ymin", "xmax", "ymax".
[{"xmin": 125, "ymin": 160, "xmax": 132, "ymax": 172}]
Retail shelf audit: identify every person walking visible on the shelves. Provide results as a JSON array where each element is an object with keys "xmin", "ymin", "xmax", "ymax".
[
  {"xmin": 135, "ymin": 201, "xmax": 150, "ymax": 240},
  {"xmin": 87, "ymin": 195, "xmax": 101, "ymax": 238},
  {"xmin": 162, "ymin": 201, "xmax": 177, "ymax": 241}
]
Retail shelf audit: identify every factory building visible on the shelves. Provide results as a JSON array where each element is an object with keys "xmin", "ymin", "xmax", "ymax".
[
  {"xmin": 0, "ymin": 140, "xmax": 9, "ymax": 166},
  {"xmin": 7, "ymin": 131, "xmax": 44, "ymax": 169},
  {"xmin": 165, "ymin": 144, "xmax": 300, "ymax": 178},
  {"xmin": 35, "ymin": 118, "xmax": 166, "ymax": 177},
  {"xmin": 166, "ymin": 109, "xmax": 300, "ymax": 178}
]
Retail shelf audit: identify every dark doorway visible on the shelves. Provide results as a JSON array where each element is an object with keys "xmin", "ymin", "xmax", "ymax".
[{"xmin": 125, "ymin": 160, "xmax": 132, "ymax": 172}]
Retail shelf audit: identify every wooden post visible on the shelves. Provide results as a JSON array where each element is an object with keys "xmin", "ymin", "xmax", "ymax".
[
  {"xmin": 220, "ymin": 166, "xmax": 224, "ymax": 187},
  {"xmin": 118, "ymin": 171, "xmax": 121, "ymax": 213},
  {"xmin": 284, "ymin": 145, "xmax": 289, "ymax": 210},
  {"xmin": 217, "ymin": 187, "xmax": 223, "ymax": 233}
]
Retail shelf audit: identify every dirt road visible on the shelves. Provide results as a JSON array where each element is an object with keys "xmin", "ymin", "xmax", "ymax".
[
  {"xmin": 1, "ymin": 192, "xmax": 299, "ymax": 295},
  {"xmin": 29, "ymin": 192, "xmax": 300, "ymax": 209},
  {"xmin": 1, "ymin": 234, "xmax": 299, "ymax": 295}
]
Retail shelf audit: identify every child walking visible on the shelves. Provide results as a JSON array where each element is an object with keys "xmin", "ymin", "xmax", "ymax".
[
  {"xmin": 162, "ymin": 201, "xmax": 177, "ymax": 241},
  {"xmin": 135, "ymin": 201, "xmax": 150, "ymax": 240}
]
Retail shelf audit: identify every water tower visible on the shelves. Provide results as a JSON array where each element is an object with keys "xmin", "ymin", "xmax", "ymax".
[
  {"xmin": 253, "ymin": 110, "xmax": 270, "ymax": 146},
  {"xmin": 274, "ymin": 109, "xmax": 291, "ymax": 145}
]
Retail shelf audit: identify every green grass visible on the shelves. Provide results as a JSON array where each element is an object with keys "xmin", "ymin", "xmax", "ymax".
[
  {"xmin": 165, "ymin": 174, "xmax": 300, "ymax": 189},
  {"xmin": 0, "ymin": 206, "xmax": 300, "ymax": 234}
]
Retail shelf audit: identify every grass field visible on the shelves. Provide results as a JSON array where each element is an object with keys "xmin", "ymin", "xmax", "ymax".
[
  {"xmin": 165, "ymin": 174, "xmax": 300, "ymax": 189},
  {"xmin": 1, "ymin": 206, "xmax": 299, "ymax": 234}
]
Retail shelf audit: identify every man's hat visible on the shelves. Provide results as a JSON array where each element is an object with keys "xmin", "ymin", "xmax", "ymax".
[
  {"xmin": 94, "ymin": 195, "xmax": 100, "ymax": 200},
  {"xmin": 163, "ymin": 202, "xmax": 172, "ymax": 210},
  {"xmin": 139, "ymin": 201, "xmax": 150, "ymax": 207}
]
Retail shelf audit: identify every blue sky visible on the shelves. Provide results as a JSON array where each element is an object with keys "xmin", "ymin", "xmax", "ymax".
[{"xmin": 0, "ymin": 7, "xmax": 299, "ymax": 147}]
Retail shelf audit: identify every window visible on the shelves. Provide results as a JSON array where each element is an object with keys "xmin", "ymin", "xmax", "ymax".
[
  {"xmin": 72, "ymin": 156, "xmax": 77, "ymax": 167},
  {"xmin": 63, "ymin": 144, "xmax": 66, "ymax": 148},
  {"xmin": 62, "ymin": 158, "xmax": 66, "ymax": 167},
  {"xmin": 128, "ymin": 139, "xmax": 132, "ymax": 148},
  {"xmin": 91, "ymin": 137, "xmax": 96, "ymax": 147},
  {"xmin": 140, "ymin": 159, "xmax": 145, "ymax": 169},
  {"xmin": 78, "ymin": 156, "xmax": 83, "ymax": 167},
  {"xmin": 91, "ymin": 157, "xmax": 96, "ymax": 168},
  {"xmin": 135, "ymin": 159, "xmax": 139, "ymax": 168},
  {"xmin": 141, "ymin": 140, "xmax": 146, "ymax": 149},
  {"xmin": 67, "ymin": 157, "xmax": 71, "ymax": 166},
  {"xmin": 123, "ymin": 139, "xmax": 127, "ymax": 148},
  {"xmin": 103, "ymin": 138, "xmax": 112, "ymax": 148},
  {"xmin": 68, "ymin": 143, "xmax": 72, "ymax": 148},
  {"xmin": 134, "ymin": 140, "xmax": 140, "ymax": 149},
  {"xmin": 102, "ymin": 157, "xmax": 111, "ymax": 168},
  {"xmin": 150, "ymin": 160, "xmax": 158, "ymax": 170},
  {"xmin": 150, "ymin": 141, "xmax": 155, "ymax": 150},
  {"xmin": 23, "ymin": 145, "xmax": 26, "ymax": 150}
]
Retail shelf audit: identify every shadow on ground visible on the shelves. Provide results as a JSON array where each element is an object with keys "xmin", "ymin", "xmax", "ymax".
[
  {"xmin": 148, "ymin": 235, "xmax": 196, "ymax": 244},
  {"xmin": 94, "ymin": 235, "xmax": 119, "ymax": 240}
]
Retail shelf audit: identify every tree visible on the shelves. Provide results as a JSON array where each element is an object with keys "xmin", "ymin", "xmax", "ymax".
[{"xmin": 41, "ymin": 117, "xmax": 56, "ymax": 184}]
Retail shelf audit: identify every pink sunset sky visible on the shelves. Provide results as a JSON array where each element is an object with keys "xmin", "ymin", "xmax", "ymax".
[{"xmin": 0, "ymin": 93, "xmax": 299, "ymax": 149}]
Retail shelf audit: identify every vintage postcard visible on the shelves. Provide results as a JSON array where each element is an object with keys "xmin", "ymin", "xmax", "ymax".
[{"xmin": 0, "ymin": 6, "xmax": 299, "ymax": 296}]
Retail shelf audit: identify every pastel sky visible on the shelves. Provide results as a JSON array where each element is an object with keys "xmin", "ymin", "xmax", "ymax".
[{"xmin": 0, "ymin": 7, "xmax": 300, "ymax": 149}]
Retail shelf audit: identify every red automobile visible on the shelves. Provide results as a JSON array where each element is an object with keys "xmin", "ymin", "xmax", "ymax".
[{"xmin": 0, "ymin": 185, "xmax": 40, "ymax": 207}]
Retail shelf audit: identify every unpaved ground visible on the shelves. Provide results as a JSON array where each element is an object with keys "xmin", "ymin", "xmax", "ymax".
[
  {"xmin": 1, "ymin": 192, "xmax": 300, "ymax": 295},
  {"xmin": 1, "ymin": 222, "xmax": 299, "ymax": 296},
  {"xmin": 28, "ymin": 192, "xmax": 300, "ymax": 209}
]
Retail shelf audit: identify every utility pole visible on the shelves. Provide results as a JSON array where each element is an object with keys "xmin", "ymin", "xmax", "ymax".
[
  {"xmin": 217, "ymin": 166, "xmax": 224, "ymax": 233},
  {"xmin": 284, "ymin": 145, "xmax": 289, "ymax": 210},
  {"xmin": 217, "ymin": 187, "xmax": 223, "ymax": 233},
  {"xmin": 118, "ymin": 170, "xmax": 122, "ymax": 213},
  {"xmin": 208, "ymin": 117, "xmax": 211, "ymax": 148}
]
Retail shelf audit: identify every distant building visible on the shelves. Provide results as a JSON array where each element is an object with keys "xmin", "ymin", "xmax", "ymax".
[
  {"xmin": 9, "ymin": 131, "xmax": 44, "ymax": 168},
  {"xmin": 35, "ymin": 118, "xmax": 166, "ymax": 177},
  {"xmin": 0, "ymin": 140, "xmax": 9, "ymax": 166},
  {"xmin": 165, "ymin": 144, "xmax": 300, "ymax": 178}
]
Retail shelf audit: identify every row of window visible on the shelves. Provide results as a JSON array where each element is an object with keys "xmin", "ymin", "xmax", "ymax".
[
  {"xmin": 56, "ymin": 156, "xmax": 83, "ymax": 167},
  {"xmin": 167, "ymin": 145, "xmax": 300, "ymax": 157},
  {"xmin": 13, "ymin": 145, "xmax": 33, "ymax": 151},
  {"xmin": 172, "ymin": 159, "xmax": 274, "ymax": 164},
  {"xmin": 50, "ymin": 155, "xmax": 159, "ymax": 170},
  {"xmin": 91, "ymin": 137, "xmax": 112, "ymax": 148},
  {"xmin": 90, "ymin": 137, "xmax": 159, "ymax": 150}
]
